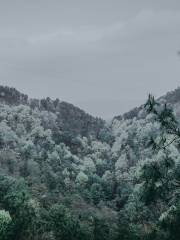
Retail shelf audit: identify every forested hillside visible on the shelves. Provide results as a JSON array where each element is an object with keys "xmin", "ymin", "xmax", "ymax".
[
  {"xmin": 0, "ymin": 86, "xmax": 180, "ymax": 240},
  {"xmin": 0, "ymin": 86, "xmax": 105, "ymax": 140}
]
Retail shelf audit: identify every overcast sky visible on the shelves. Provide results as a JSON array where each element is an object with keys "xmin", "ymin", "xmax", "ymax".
[{"xmin": 0, "ymin": 0, "xmax": 180, "ymax": 118}]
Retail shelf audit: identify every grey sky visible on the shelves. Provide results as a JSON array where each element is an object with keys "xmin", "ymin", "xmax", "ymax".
[{"xmin": 0, "ymin": 0, "xmax": 180, "ymax": 119}]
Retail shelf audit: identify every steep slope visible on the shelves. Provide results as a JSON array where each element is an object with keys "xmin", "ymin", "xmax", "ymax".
[{"xmin": 110, "ymin": 86, "xmax": 180, "ymax": 185}]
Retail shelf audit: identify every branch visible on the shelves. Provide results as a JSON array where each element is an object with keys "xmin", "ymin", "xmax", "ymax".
[{"xmin": 155, "ymin": 136, "xmax": 179, "ymax": 150}]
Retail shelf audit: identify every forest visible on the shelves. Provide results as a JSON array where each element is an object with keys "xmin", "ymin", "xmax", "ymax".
[{"xmin": 0, "ymin": 86, "xmax": 180, "ymax": 240}]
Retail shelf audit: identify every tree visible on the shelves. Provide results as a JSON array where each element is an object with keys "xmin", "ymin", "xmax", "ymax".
[
  {"xmin": 115, "ymin": 211, "xmax": 140, "ymax": 240},
  {"xmin": 0, "ymin": 174, "xmax": 40, "ymax": 240},
  {"xmin": 90, "ymin": 183, "xmax": 104, "ymax": 205},
  {"xmin": 48, "ymin": 204, "xmax": 81, "ymax": 240},
  {"xmin": 92, "ymin": 217, "xmax": 109, "ymax": 240},
  {"xmin": 0, "ymin": 210, "xmax": 11, "ymax": 240},
  {"xmin": 144, "ymin": 94, "xmax": 180, "ymax": 150},
  {"xmin": 76, "ymin": 172, "xmax": 89, "ymax": 186}
]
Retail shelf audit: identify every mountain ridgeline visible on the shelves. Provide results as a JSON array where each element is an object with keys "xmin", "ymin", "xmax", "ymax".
[
  {"xmin": 0, "ymin": 85, "xmax": 180, "ymax": 240},
  {"xmin": 0, "ymin": 86, "xmax": 105, "ymax": 142},
  {"xmin": 114, "ymin": 87, "xmax": 180, "ymax": 121}
]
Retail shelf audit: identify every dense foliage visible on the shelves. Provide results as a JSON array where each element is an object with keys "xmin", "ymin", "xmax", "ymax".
[{"xmin": 0, "ymin": 86, "xmax": 180, "ymax": 239}]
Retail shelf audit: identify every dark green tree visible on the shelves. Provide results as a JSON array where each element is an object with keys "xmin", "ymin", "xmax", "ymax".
[{"xmin": 48, "ymin": 204, "xmax": 82, "ymax": 240}]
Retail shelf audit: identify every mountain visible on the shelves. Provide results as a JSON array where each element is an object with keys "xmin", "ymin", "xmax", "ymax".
[
  {"xmin": 0, "ymin": 86, "xmax": 105, "ymax": 141},
  {"xmin": 0, "ymin": 85, "xmax": 180, "ymax": 240},
  {"xmin": 114, "ymin": 87, "xmax": 180, "ymax": 121}
]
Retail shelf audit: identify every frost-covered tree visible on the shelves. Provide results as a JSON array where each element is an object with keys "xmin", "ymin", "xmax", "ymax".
[{"xmin": 0, "ymin": 210, "xmax": 11, "ymax": 240}]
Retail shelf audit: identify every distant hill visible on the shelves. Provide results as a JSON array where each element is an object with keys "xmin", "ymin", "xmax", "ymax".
[
  {"xmin": 114, "ymin": 87, "xmax": 180, "ymax": 121},
  {"xmin": 0, "ymin": 86, "xmax": 105, "ymax": 140}
]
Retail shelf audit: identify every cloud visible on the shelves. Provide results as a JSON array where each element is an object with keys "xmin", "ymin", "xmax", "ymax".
[
  {"xmin": 1, "ymin": 9, "xmax": 180, "ymax": 54},
  {"xmin": 27, "ymin": 24, "xmax": 124, "ymax": 48},
  {"xmin": 23, "ymin": 9, "xmax": 180, "ymax": 56},
  {"xmin": 0, "ymin": 6, "xmax": 180, "ymax": 118},
  {"xmin": 128, "ymin": 10, "xmax": 180, "ymax": 36}
]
